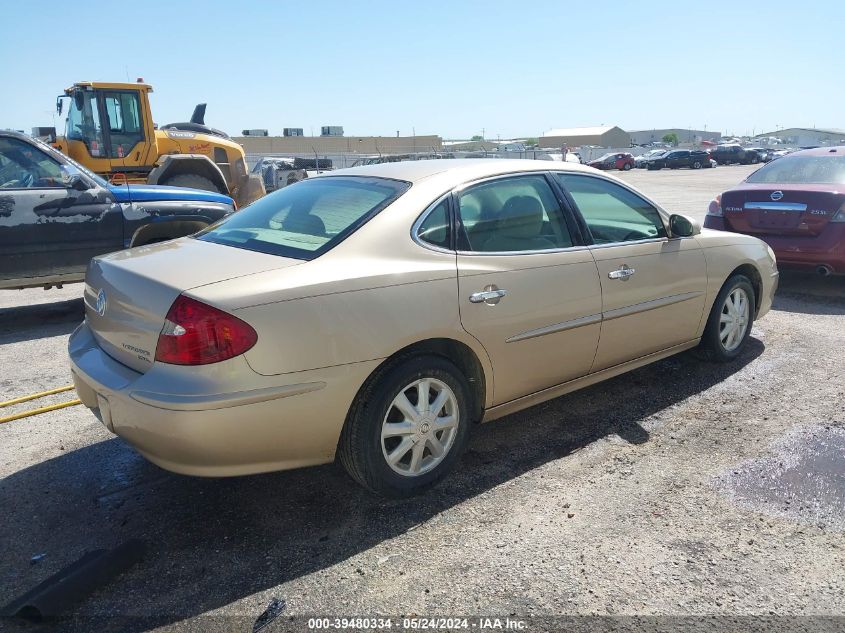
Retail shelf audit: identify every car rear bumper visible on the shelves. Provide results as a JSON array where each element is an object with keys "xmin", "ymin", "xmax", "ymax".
[
  {"xmin": 703, "ymin": 216, "xmax": 845, "ymax": 273},
  {"xmin": 68, "ymin": 321, "xmax": 379, "ymax": 476}
]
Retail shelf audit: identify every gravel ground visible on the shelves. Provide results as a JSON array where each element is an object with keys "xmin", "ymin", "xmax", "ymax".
[{"xmin": 1, "ymin": 165, "xmax": 844, "ymax": 632}]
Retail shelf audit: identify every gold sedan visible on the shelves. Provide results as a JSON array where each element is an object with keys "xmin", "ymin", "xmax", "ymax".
[{"xmin": 69, "ymin": 160, "xmax": 778, "ymax": 496}]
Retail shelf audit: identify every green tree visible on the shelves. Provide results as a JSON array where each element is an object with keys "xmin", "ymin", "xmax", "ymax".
[
  {"xmin": 471, "ymin": 135, "xmax": 484, "ymax": 141},
  {"xmin": 662, "ymin": 133, "xmax": 679, "ymax": 146},
  {"xmin": 524, "ymin": 138, "xmax": 538, "ymax": 146}
]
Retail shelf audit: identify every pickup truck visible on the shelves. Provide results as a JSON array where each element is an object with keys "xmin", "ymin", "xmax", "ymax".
[
  {"xmin": 710, "ymin": 144, "xmax": 761, "ymax": 165},
  {"xmin": 0, "ymin": 130, "xmax": 235, "ymax": 290},
  {"xmin": 645, "ymin": 149, "xmax": 712, "ymax": 170}
]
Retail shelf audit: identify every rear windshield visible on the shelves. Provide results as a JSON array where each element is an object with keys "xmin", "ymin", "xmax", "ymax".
[
  {"xmin": 196, "ymin": 176, "xmax": 409, "ymax": 259},
  {"xmin": 746, "ymin": 155, "xmax": 845, "ymax": 184}
]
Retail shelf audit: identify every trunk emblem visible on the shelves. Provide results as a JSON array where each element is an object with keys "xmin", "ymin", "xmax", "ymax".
[
  {"xmin": 770, "ymin": 191, "xmax": 784, "ymax": 201},
  {"xmin": 95, "ymin": 289, "xmax": 108, "ymax": 317}
]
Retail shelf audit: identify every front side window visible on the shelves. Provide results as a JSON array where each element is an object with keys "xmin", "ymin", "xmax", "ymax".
[
  {"xmin": 0, "ymin": 137, "xmax": 66, "ymax": 188},
  {"xmin": 457, "ymin": 174, "xmax": 573, "ymax": 252},
  {"xmin": 556, "ymin": 174, "xmax": 667, "ymax": 244},
  {"xmin": 198, "ymin": 176, "xmax": 409, "ymax": 259},
  {"xmin": 66, "ymin": 91, "xmax": 105, "ymax": 157}
]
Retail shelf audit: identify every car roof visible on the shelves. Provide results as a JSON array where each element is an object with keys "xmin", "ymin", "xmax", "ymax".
[
  {"xmin": 313, "ymin": 158, "xmax": 597, "ymax": 185},
  {"xmin": 1, "ymin": 129, "xmax": 36, "ymax": 142},
  {"xmin": 789, "ymin": 146, "xmax": 845, "ymax": 157}
]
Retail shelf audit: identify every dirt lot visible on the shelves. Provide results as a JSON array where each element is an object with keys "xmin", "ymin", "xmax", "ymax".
[{"xmin": 1, "ymin": 164, "xmax": 844, "ymax": 632}]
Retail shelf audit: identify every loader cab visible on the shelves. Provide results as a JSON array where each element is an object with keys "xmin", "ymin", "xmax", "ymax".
[{"xmin": 58, "ymin": 82, "xmax": 155, "ymax": 171}]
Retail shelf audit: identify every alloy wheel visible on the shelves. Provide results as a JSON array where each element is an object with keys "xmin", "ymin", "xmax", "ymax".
[
  {"xmin": 719, "ymin": 287, "xmax": 750, "ymax": 352},
  {"xmin": 381, "ymin": 378, "xmax": 459, "ymax": 477}
]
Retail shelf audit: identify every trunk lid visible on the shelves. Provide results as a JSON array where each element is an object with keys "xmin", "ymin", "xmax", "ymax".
[
  {"xmin": 84, "ymin": 238, "xmax": 301, "ymax": 373},
  {"xmin": 721, "ymin": 184, "xmax": 844, "ymax": 237}
]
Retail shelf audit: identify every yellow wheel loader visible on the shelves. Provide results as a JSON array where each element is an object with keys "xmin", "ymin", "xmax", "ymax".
[{"xmin": 52, "ymin": 80, "xmax": 264, "ymax": 207}]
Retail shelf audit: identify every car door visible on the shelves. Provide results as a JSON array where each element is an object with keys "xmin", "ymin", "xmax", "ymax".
[
  {"xmin": 454, "ymin": 173, "xmax": 602, "ymax": 405},
  {"xmin": 554, "ymin": 172, "xmax": 707, "ymax": 372},
  {"xmin": 0, "ymin": 136, "xmax": 122, "ymax": 283}
]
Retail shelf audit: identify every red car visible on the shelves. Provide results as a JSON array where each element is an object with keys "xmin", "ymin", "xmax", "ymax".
[
  {"xmin": 704, "ymin": 147, "xmax": 845, "ymax": 275},
  {"xmin": 588, "ymin": 152, "xmax": 635, "ymax": 171}
]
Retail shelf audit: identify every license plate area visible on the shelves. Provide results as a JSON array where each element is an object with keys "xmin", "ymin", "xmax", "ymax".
[
  {"xmin": 745, "ymin": 202, "xmax": 806, "ymax": 230},
  {"xmin": 756, "ymin": 210, "xmax": 802, "ymax": 229}
]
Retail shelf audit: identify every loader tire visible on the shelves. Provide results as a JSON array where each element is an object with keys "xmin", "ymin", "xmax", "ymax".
[{"xmin": 160, "ymin": 174, "xmax": 221, "ymax": 193}]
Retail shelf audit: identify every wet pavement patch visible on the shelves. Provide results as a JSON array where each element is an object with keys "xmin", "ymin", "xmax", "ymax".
[{"xmin": 715, "ymin": 425, "xmax": 845, "ymax": 531}]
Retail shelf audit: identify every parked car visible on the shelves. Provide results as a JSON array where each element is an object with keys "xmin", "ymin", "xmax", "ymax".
[
  {"xmin": 251, "ymin": 157, "xmax": 308, "ymax": 193},
  {"xmin": 69, "ymin": 159, "xmax": 777, "ymax": 496},
  {"xmin": 746, "ymin": 147, "xmax": 773, "ymax": 163},
  {"xmin": 710, "ymin": 144, "xmax": 761, "ymax": 165},
  {"xmin": 645, "ymin": 149, "xmax": 711, "ymax": 170},
  {"xmin": 704, "ymin": 146, "xmax": 845, "ymax": 275},
  {"xmin": 768, "ymin": 149, "xmax": 793, "ymax": 161},
  {"xmin": 634, "ymin": 149, "xmax": 667, "ymax": 168},
  {"xmin": 588, "ymin": 152, "xmax": 635, "ymax": 171},
  {"xmin": 0, "ymin": 130, "xmax": 235, "ymax": 291}
]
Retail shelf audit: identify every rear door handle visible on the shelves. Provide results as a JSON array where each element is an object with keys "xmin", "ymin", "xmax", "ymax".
[
  {"xmin": 469, "ymin": 285, "xmax": 508, "ymax": 305},
  {"xmin": 608, "ymin": 265, "xmax": 636, "ymax": 280}
]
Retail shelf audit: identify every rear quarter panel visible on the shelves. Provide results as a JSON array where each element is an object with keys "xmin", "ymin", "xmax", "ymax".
[{"xmin": 189, "ymin": 177, "xmax": 497, "ymax": 405}]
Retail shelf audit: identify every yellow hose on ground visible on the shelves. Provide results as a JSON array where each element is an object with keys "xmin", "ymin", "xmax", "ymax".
[
  {"xmin": 0, "ymin": 385, "xmax": 76, "ymax": 408},
  {"xmin": 0, "ymin": 399, "xmax": 82, "ymax": 424}
]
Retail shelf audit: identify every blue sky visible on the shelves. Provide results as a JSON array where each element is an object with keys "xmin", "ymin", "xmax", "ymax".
[{"xmin": 1, "ymin": 0, "xmax": 840, "ymax": 139}]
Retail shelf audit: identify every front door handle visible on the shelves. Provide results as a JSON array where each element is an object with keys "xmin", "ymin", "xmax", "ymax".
[
  {"xmin": 469, "ymin": 285, "xmax": 508, "ymax": 305},
  {"xmin": 608, "ymin": 265, "xmax": 636, "ymax": 281}
]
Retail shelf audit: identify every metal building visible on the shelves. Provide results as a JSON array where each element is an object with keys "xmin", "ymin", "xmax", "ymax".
[
  {"xmin": 538, "ymin": 126, "xmax": 630, "ymax": 149},
  {"xmin": 754, "ymin": 128, "xmax": 845, "ymax": 147},
  {"xmin": 629, "ymin": 128, "xmax": 721, "ymax": 145}
]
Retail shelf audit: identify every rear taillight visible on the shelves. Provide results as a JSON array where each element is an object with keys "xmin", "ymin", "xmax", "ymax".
[
  {"xmin": 832, "ymin": 202, "xmax": 845, "ymax": 223},
  {"xmin": 707, "ymin": 194, "xmax": 723, "ymax": 217},
  {"xmin": 155, "ymin": 295, "xmax": 257, "ymax": 365}
]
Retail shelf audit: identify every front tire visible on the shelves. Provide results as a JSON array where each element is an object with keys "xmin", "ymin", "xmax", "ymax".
[
  {"xmin": 697, "ymin": 275, "xmax": 756, "ymax": 362},
  {"xmin": 692, "ymin": 160, "xmax": 702, "ymax": 169},
  {"xmin": 338, "ymin": 355, "xmax": 472, "ymax": 497},
  {"xmin": 622, "ymin": 163, "xmax": 632, "ymax": 171}
]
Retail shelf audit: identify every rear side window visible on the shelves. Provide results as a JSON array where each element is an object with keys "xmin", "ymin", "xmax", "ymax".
[
  {"xmin": 197, "ymin": 176, "xmax": 409, "ymax": 259},
  {"xmin": 556, "ymin": 174, "xmax": 667, "ymax": 244},
  {"xmin": 457, "ymin": 174, "xmax": 573, "ymax": 252},
  {"xmin": 416, "ymin": 198, "xmax": 451, "ymax": 249}
]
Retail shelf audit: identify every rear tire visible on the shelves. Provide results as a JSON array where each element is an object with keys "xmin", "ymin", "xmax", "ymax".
[
  {"xmin": 697, "ymin": 275, "xmax": 756, "ymax": 362},
  {"xmin": 338, "ymin": 355, "xmax": 472, "ymax": 497},
  {"xmin": 159, "ymin": 173, "xmax": 221, "ymax": 193},
  {"xmin": 692, "ymin": 161, "xmax": 702, "ymax": 169}
]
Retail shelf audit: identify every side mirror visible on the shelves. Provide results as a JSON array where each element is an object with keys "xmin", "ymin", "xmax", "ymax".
[
  {"xmin": 65, "ymin": 173, "xmax": 90, "ymax": 192},
  {"xmin": 669, "ymin": 214, "xmax": 701, "ymax": 237}
]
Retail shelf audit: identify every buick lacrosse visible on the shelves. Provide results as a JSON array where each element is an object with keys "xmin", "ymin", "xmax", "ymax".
[{"xmin": 69, "ymin": 159, "xmax": 778, "ymax": 496}]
